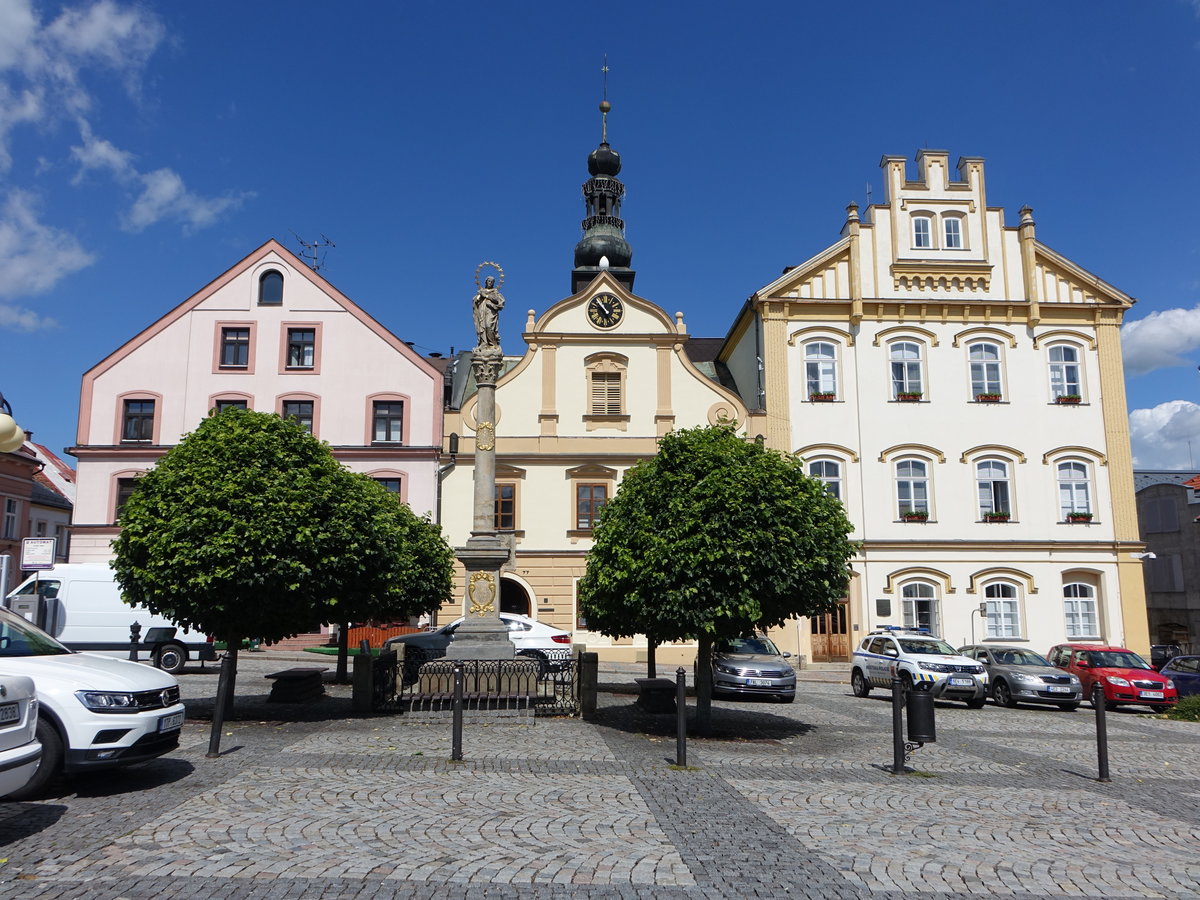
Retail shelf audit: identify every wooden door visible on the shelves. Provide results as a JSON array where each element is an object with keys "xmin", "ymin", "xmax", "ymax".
[{"xmin": 810, "ymin": 601, "xmax": 850, "ymax": 662}]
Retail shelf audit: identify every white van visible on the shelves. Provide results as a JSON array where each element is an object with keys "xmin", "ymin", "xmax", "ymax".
[{"xmin": 4, "ymin": 564, "xmax": 215, "ymax": 674}]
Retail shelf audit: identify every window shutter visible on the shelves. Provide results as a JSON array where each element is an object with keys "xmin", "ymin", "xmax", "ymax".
[{"xmin": 590, "ymin": 372, "xmax": 621, "ymax": 415}]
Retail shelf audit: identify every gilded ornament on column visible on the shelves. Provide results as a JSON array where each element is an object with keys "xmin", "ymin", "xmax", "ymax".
[
  {"xmin": 476, "ymin": 421, "xmax": 495, "ymax": 452},
  {"xmin": 468, "ymin": 571, "xmax": 497, "ymax": 615}
]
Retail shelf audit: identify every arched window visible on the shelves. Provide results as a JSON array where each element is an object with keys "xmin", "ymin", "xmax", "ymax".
[
  {"xmin": 1064, "ymin": 582, "xmax": 1099, "ymax": 638},
  {"xmin": 984, "ymin": 582, "xmax": 1020, "ymax": 638},
  {"xmin": 804, "ymin": 341, "xmax": 838, "ymax": 399},
  {"xmin": 901, "ymin": 582, "xmax": 938, "ymax": 633},
  {"xmin": 943, "ymin": 215, "xmax": 964, "ymax": 249},
  {"xmin": 808, "ymin": 459, "xmax": 842, "ymax": 501},
  {"xmin": 976, "ymin": 460, "xmax": 1011, "ymax": 519},
  {"xmin": 890, "ymin": 341, "xmax": 924, "ymax": 399},
  {"xmin": 1057, "ymin": 461, "xmax": 1091, "ymax": 520},
  {"xmin": 896, "ymin": 459, "xmax": 929, "ymax": 518},
  {"xmin": 258, "ymin": 270, "xmax": 283, "ymax": 306},
  {"xmin": 1048, "ymin": 344, "xmax": 1082, "ymax": 400},
  {"xmin": 968, "ymin": 341, "xmax": 1002, "ymax": 399},
  {"xmin": 912, "ymin": 216, "xmax": 933, "ymax": 249}
]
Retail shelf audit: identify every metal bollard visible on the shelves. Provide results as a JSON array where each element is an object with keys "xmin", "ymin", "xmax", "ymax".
[
  {"xmin": 451, "ymin": 660, "xmax": 464, "ymax": 762},
  {"xmin": 891, "ymin": 677, "xmax": 905, "ymax": 774},
  {"xmin": 1094, "ymin": 687, "xmax": 1111, "ymax": 782},
  {"xmin": 359, "ymin": 638, "xmax": 371, "ymax": 656},
  {"xmin": 675, "ymin": 666, "xmax": 687, "ymax": 766},
  {"xmin": 128, "ymin": 621, "xmax": 141, "ymax": 661}
]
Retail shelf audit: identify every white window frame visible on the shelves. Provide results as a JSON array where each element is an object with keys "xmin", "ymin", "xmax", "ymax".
[
  {"xmin": 1048, "ymin": 344, "xmax": 1082, "ymax": 400},
  {"xmin": 804, "ymin": 341, "xmax": 838, "ymax": 399},
  {"xmin": 2, "ymin": 498, "xmax": 16, "ymax": 540},
  {"xmin": 943, "ymin": 215, "xmax": 964, "ymax": 249},
  {"xmin": 808, "ymin": 459, "xmax": 842, "ymax": 501},
  {"xmin": 976, "ymin": 459, "xmax": 1012, "ymax": 519},
  {"xmin": 912, "ymin": 216, "xmax": 933, "ymax": 249},
  {"xmin": 968, "ymin": 341, "xmax": 1002, "ymax": 398},
  {"xmin": 890, "ymin": 341, "xmax": 925, "ymax": 399},
  {"xmin": 984, "ymin": 582, "xmax": 1021, "ymax": 639},
  {"xmin": 1064, "ymin": 582, "xmax": 1099, "ymax": 639},
  {"xmin": 895, "ymin": 459, "xmax": 930, "ymax": 517},
  {"xmin": 1057, "ymin": 461, "xmax": 1092, "ymax": 519},
  {"xmin": 901, "ymin": 581, "xmax": 938, "ymax": 633}
]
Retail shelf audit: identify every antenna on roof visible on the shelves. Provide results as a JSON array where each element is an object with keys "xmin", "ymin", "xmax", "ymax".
[
  {"xmin": 292, "ymin": 232, "xmax": 336, "ymax": 272},
  {"xmin": 865, "ymin": 181, "xmax": 872, "ymax": 208}
]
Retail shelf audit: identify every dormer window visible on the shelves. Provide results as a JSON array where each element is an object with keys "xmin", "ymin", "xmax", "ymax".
[
  {"xmin": 943, "ymin": 216, "xmax": 963, "ymax": 249},
  {"xmin": 912, "ymin": 216, "xmax": 932, "ymax": 249}
]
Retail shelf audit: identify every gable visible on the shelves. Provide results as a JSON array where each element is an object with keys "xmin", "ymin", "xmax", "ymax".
[
  {"xmin": 756, "ymin": 239, "xmax": 852, "ymax": 302},
  {"xmin": 1033, "ymin": 242, "xmax": 1134, "ymax": 308}
]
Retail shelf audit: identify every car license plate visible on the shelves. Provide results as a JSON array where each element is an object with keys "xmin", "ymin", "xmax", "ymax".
[
  {"xmin": 158, "ymin": 711, "xmax": 185, "ymax": 733},
  {"xmin": 1139, "ymin": 691, "xmax": 1164, "ymax": 700},
  {"xmin": 1048, "ymin": 686, "xmax": 1072, "ymax": 693},
  {"xmin": 0, "ymin": 703, "xmax": 18, "ymax": 724},
  {"xmin": 949, "ymin": 678, "xmax": 973, "ymax": 687},
  {"xmin": 747, "ymin": 678, "xmax": 772, "ymax": 687}
]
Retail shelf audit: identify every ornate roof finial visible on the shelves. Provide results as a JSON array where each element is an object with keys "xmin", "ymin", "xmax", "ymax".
[{"xmin": 600, "ymin": 55, "xmax": 610, "ymax": 145}]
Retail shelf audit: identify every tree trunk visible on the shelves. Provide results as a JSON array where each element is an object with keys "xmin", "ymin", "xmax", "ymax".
[
  {"xmin": 335, "ymin": 619, "xmax": 351, "ymax": 684},
  {"xmin": 206, "ymin": 637, "xmax": 239, "ymax": 757},
  {"xmin": 646, "ymin": 639, "xmax": 658, "ymax": 679},
  {"xmin": 695, "ymin": 633, "xmax": 713, "ymax": 735}
]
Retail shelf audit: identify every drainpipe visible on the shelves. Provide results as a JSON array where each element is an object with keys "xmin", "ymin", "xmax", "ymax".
[{"xmin": 435, "ymin": 432, "xmax": 459, "ymax": 524}]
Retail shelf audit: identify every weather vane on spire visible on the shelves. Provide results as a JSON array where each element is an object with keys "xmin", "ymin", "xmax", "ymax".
[{"xmin": 600, "ymin": 55, "xmax": 611, "ymax": 144}]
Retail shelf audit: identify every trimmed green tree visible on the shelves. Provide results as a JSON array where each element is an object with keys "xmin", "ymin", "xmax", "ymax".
[
  {"xmin": 112, "ymin": 409, "xmax": 453, "ymax": 728},
  {"xmin": 577, "ymin": 424, "xmax": 857, "ymax": 732}
]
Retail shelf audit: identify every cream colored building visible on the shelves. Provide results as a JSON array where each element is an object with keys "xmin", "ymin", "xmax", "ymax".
[
  {"xmin": 438, "ymin": 271, "xmax": 749, "ymax": 662},
  {"xmin": 721, "ymin": 149, "xmax": 1150, "ymax": 660}
]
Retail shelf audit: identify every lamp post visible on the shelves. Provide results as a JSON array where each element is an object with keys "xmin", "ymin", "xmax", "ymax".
[{"xmin": 0, "ymin": 393, "xmax": 26, "ymax": 453}]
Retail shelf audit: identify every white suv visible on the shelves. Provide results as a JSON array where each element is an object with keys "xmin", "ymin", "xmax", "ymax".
[
  {"xmin": 0, "ymin": 606, "xmax": 184, "ymax": 800},
  {"xmin": 851, "ymin": 628, "xmax": 988, "ymax": 708}
]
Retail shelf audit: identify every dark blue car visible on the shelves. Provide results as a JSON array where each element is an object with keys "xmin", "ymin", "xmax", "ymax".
[{"xmin": 1159, "ymin": 655, "xmax": 1200, "ymax": 697}]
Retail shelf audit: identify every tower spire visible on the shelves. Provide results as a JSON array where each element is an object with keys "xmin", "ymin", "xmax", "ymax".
[{"xmin": 572, "ymin": 64, "xmax": 635, "ymax": 293}]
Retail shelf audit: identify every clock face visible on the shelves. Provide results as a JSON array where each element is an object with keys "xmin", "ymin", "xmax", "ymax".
[{"xmin": 587, "ymin": 293, "xmax": 624, "ymax": 329}]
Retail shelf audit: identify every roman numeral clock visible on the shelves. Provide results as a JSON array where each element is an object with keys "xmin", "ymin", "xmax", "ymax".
[{"xmin": 587, "ymin": 292, "xmax": 624, "ymax": 329}]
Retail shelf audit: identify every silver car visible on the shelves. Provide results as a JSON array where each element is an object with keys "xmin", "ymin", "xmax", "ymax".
[
  {"xmin": 710, "ymin": 636, "xmax": 796, "ymax": 703},
  {"xmin": 958, "ymin": 645, "xmax": 1083, "ymax": 710}
]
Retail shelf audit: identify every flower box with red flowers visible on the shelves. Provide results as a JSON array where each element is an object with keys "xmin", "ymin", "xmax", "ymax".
[
  {"xmin": 975, "ymin": 393, "xmax": 1002, "ymax": 403},
  {"xmin": 896, "ymin": 392, "xmax": 923, "ymax": 403},
  {"xmin": 983, "ymin": 511, "xmax": 1011, "ymax": 522},
  {"xmin": 1055, "ymin": 394, "xmax": 1082, "ymax": 405},
  {"xmin": 1066, "ymin": 512, "xmax": 1093, "ymax": 523},
  {"xmin": 901, "ymin": 510, "xmax": 929, "ymax": 522},
  {"xmin": 809, "ymin": 392, "xmax": 836, "ymax": 402}
]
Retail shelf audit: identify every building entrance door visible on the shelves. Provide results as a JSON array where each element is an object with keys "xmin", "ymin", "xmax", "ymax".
[
  {"xmin": 810, "ymin": 601, "xmax": 850, "ymax": 662},
  {"xmin": 500, "ymin": 578, "xmax": 530, "ymax": 617}
]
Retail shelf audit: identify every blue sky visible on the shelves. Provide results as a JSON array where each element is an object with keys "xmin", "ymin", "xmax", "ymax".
[{"xmin": 3, "ymin": 1, "xmax": 1200, "ymax": 468}]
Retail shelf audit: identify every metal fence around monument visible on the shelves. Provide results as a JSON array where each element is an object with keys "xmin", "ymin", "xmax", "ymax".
[{"xmin": 369, "ymin": 650, "xmax": 580, "ymax": 717}]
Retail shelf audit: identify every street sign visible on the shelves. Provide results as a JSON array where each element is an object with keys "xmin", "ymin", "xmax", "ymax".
[{"xmin": 20, "ymin": 537, "xmax": 57, "ymax": 571}]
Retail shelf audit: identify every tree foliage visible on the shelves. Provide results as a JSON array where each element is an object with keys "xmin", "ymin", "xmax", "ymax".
[
  {"xmin": 577, "ymin": 425, "xmax": 857, "ymax": 728},
  {"xmin": 112, "ymin": 409, "xmax": 453, "ymax": 646}
]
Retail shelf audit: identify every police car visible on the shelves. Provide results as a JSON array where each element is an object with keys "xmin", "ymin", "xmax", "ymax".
[{"xmin": 850, "ymin": 627, "xmax": 988, "ymax": 708}]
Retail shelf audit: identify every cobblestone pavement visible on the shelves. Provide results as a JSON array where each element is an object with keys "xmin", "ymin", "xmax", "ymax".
[{"xmin": 0, "ymin": 654, "xmax": 1197, "ymax": 899}]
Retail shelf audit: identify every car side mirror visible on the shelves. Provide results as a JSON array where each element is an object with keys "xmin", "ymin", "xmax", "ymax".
[
  {"xmin": 782, "ymin": 652, "xmax": 792, "ymax": 658},
  {"xmin": 884, "ymin": 647, "xmax": 898, "ymax": 657},
  {"xmin": 979, "ymin": 655, "xmax": 990, "ymax": 664},
  {"xmin": 1075, "ymin": 661, "xmax": 1089, "ymax": 668}
]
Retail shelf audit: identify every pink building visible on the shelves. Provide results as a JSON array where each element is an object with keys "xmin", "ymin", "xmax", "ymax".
[{"xmin": 69, "ymin": 240, "xmax": 444, "ymax": 562}]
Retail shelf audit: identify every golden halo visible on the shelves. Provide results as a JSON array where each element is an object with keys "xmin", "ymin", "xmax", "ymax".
[{"xmin": 474, "ymin": 260, "xmax": 504, "ymax": 290}]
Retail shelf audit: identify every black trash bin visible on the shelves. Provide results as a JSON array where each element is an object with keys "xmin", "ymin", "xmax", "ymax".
[{"xmin": 906, "ymin": 689, "xmax": 937, "ymax": 743}]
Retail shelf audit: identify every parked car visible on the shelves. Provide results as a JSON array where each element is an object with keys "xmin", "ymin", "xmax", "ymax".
[
  {"xmin": 1158, "ymin": 655, "xmax": 1200, "ymax": 697},
  {"xmin": 709, "ymin": 635, "xmax": 796, "ymax": 703},
  {"xmin": 383, "ymin": 613, "xmax": 572, "ymax": 676},
  {"xmin": 0, "ymin": 675, "xmax": 42, "ymax": 799},
  {"xmin": 0, "ymin": 606, "xmax": 184, "ymax": 800},
  {"xmin": 1046, "ymin": 643, "xmax": 1178, "ymax": 712},
  {"xmin": 851, "ymin": 628, "xmax": 988, "ymax": 707},
  {"xmin": 958, "ymin": 645, "xmax": 1082, "ymax": 710},
  {"xmin": 1150, "ymin": 644, "xmax": 1183, "ymax": 671}
]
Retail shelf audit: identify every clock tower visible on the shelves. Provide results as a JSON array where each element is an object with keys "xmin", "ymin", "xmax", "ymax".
[{"xmin": 571, "ymin": 97, "xmax": 635, "ymax": 293}]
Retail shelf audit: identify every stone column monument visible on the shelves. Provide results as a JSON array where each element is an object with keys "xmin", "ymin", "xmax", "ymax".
[{"xmin": 445, "ymin": 262, "xmax": 517, "ymax": 660}]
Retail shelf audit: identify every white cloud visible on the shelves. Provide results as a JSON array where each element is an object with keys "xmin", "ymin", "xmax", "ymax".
[
  {"xmin": 0, "ymin": 0, "xmax": 37, "ymax": 71},
  {"xmin": 1129, "ymin": 400, "xmax": 1200, "ymax": 468},
  {"xmin": 1121, "ymin": 305, "xmax": 1200, "ymax": 375},
  {"xmin": 0, "ymin": 188, "xmax": 94, "ymax": 307}
]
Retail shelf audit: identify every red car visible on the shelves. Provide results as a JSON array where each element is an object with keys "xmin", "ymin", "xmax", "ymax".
[{"xmin": 1047, "ymin": 643, "xmax": 1178, "ymax": 711}]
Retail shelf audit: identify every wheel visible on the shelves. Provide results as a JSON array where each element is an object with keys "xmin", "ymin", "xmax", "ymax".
[
  {"xmin": 4, "ymin": 718, "xmax": 64, "ymax": 801},
  {"xmin": 992, "ymin": 679, "xmax": 1017, "ymax": 708},
  {"xmin": 966, "ymin": 698, "xmax": 986, "ymax": 709},
  {"xmin": 517, "ymin": 650, "xmax": 550, "ymax": 677},
  {"xmin": 155, "ymin": 642, "xmax": 187, "ymax": 675},
  {"xmin": 1058, "ymin": 702, "xmax": 1080, "ymax": 712},
  {"xmin": 899, "ymin": 672, "xmax": 914, "ymax": 700},
  {"xmin": 851, "ymin": 668, "xmax": 871, "ymax": 698}
]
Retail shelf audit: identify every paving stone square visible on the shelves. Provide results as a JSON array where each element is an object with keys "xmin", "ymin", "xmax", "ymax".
[{"xmin": 0, "ymin": 658, "xmax": 1196, "ymax": 900}]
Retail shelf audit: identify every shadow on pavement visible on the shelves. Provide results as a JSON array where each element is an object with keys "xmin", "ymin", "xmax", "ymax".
[
  {"xmin": 184, "ymin": 694, "xmax": 356, "ymax": 723},
  {"xmin": 70, "ymin": 758, "xmax": 196, "ymax": 798},
  {"xmin": 0, "ymin": 802, "xmax": 66, "ymax": 845},
  {"xmin": 594, "ymin": 699, "xmax": 816, "ymax": 741}
]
